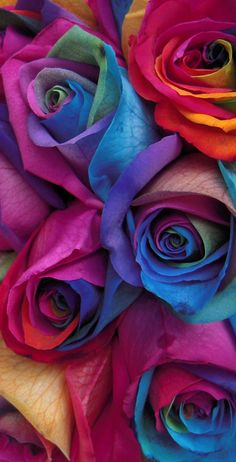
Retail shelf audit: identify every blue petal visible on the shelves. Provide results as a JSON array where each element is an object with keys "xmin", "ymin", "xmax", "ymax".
[
  {"xmin": 58, "ymin": 264, "xmax": 140, "ymax": 351},
  {"xmin": 176, "ymin": 218, "xmax": 236, "ymax": 322},
  {"xmin": 137, "ymin": 216, "xmax": 234, "ymax": 316},
  {"xmin": 111, "ymin": 0, "xmax": 133, "ymax": 35},
  {"xmin": 41, "ymin": 80, "xmax": 94, "ymax": 143},
  {"xmin": 135, "ymin": 370, "xmax": 236, "ymax": 462},
  {"xmin": 218, "ymin": 161, "xmax": 236, "ymax": 208},
  {"xmin": 89, "ymin": 67, "xmax": 159, "ymax": 200}
]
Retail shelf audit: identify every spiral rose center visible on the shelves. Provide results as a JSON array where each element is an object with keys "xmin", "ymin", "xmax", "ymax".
[
  {"xmin": 149, "ymin": 211, "xmax": 205, "ymax": 263},
  {"xmin": 204, "ymin": 41, "xmax": 229, "ymax": 68},
  {"xmin": 37, "ymin": 279, "xmax": 80, "ymax": 328},
  {"xmin": 45, "ymin": 85, "xmax": 72, "ymax": 112},
  {"xmin": 160, "ymin": 393, "xmax": 232, "ymax": 439}
]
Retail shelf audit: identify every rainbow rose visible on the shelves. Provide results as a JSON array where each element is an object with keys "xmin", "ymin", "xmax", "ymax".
[
  {"xmin": 101, "ymin": 150, "xmax": 236, "ymax": 321},
  {"xmin": 0, "ymin": 201, "xmax": 138, "ymax": 361},
  {"xmin": 124, "ymin": 0, "xmax": 236, "ymax": 160},
  {"xmin": 93, "ymin": 294, "xmax": 236, "ymax": 462},
  {"xmin": 1, "ymin": 8, "xmax": 158, "ymax": 204}
]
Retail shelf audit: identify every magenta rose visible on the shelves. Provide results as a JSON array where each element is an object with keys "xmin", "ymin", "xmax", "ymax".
[
  {"xmin": 0, "ymin": 200, "xmax": 138, "ymax": 361},
  {"xmin": 92, "ymin": 294, "xmax": 236, "ymax": 462}
]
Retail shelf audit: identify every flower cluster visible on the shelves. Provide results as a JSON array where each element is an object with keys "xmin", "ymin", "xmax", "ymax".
[{"xmin": 0, "ymin": 0, "xmax": 236, "ymax": 461}]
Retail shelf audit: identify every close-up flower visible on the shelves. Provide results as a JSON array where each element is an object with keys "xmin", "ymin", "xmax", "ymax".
[
  {"xmin": 102, "ymin": 151, "xmax": 236, "ymax": 320},
  {"xmin": 92, "ymin": 294, "xmax": 236, "ymax": 462},
  {"xmin": 124, "ymin": 0, "xmax": 236, "ymax": 159},
  {"xmin": 0, "ymin": 201, "xmax": 139, "ymax": 361},
  {"xmin": 1, "ymin": 4, "xmax": 159, "ymax": 203}
]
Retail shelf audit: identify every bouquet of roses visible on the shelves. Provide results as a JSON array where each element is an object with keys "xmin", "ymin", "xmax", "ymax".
[{"xmin": 0, "ymin": 0, "xmax": 236, "ymax": 461}]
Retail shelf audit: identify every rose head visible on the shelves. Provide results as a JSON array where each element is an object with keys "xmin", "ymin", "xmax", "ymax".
[
  {"xmin": 93, "ymin": 295, "xmax": 236, "ymax": 462},
  {"xmin": 0, "ymin": 201, "xmax": 139, "ymax": 361},
  {"xmin": 1, "ymin": 16, "xmax": 159, "ymax": 204},
  {"xmin": 101, "ymin": 150, "xmax": 236, "ymax": 320},
  {"xmin": 124, "ymin": 0, "xmax": 236, "ymax": 160}
]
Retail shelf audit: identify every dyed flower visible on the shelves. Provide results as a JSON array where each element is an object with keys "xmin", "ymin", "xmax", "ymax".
[
  {"xmin": 0, "ymin": 201, "xmax": 138, "ymax": 361},
  {"xmin": 1, "ymin": 13, "xmax": 158, "ymax": 204},
  {"xmin": 124, "ymin": 0, "xmax": 236, "ymax": 159},
  {"xmin": 93, "ymin": 295, "xmax": 236, "ymax": 462},
  {"xmin": 101, "ymin": 151, "xmax": 236, "ymax": 320}
]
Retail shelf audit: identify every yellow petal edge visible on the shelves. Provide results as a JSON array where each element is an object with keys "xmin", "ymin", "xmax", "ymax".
[{"xmin": 0, "ymin": 336, "xmax": 73, "ymax": 459}]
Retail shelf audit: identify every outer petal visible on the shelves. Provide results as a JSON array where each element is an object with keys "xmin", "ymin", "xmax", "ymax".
[
  {"xmin": 66, "ymin": 347, "xmax": 112, "ymax": 462},
  {"xmin": 0, "ymin": 336, "xmax": 73, "ymax": 458},
  {"xmin": 118, "ymin": 294, "xmax": 236, "ymax": 382}
]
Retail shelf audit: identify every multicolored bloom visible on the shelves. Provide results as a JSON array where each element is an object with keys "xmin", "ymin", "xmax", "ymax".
[
  {"xmin": 93, "ymin": 294, "xmax": 236, "ymax": 462},
  {"xmin": 102, "ymin": 150, "xmax": 236, "ymax": 321},
  {"xmin": 0, "ymin": 201, "xmax": 138, "ymax": 361},
  {"xmin": 125, "ymin": 0, "xmax": 236, "ymax": 159}
]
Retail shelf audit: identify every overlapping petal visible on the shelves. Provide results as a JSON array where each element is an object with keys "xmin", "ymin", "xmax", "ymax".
[
  {"xmin": 124, "ymin": 0, "xmax": 236, "ymax": 159},
  {"xmin": 0, "ymin": 201, "xmax": 139, "ymax": 361},
  {"xmin": 93, "ymin": 295, "xmax": 236, "ymax": 462},
  {"xmin": 102, "ymin": 151, "xmax": 236, "ymax": 320}
]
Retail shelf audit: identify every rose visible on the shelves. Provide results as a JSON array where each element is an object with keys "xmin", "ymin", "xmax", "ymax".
[
  {"xmin": 0, "ymin": 103, "xmax": 61, "ymax": 251},
  {"xmin": 101, "ymin": 150, "xmax": 236, "ymax": 320},
  {"xmin": 123, "ymin": 0, "xmax": 236, "ymax": 160},
  {"xmin": 0, "ymin": 200, "xmax": 139, "ymax": 361},
  {"xmin": 1, "ymin": 14, "xmax": 159, "ymax": 204},
  {"xmin": 93, "ymin": 295, "xmax": 236, "ymax": 462}
]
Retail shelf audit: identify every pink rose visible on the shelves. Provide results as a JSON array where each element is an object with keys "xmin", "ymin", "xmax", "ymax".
[{"xmin": 92, "ymin": 294, "xmax": 236, "ymax": 462}]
